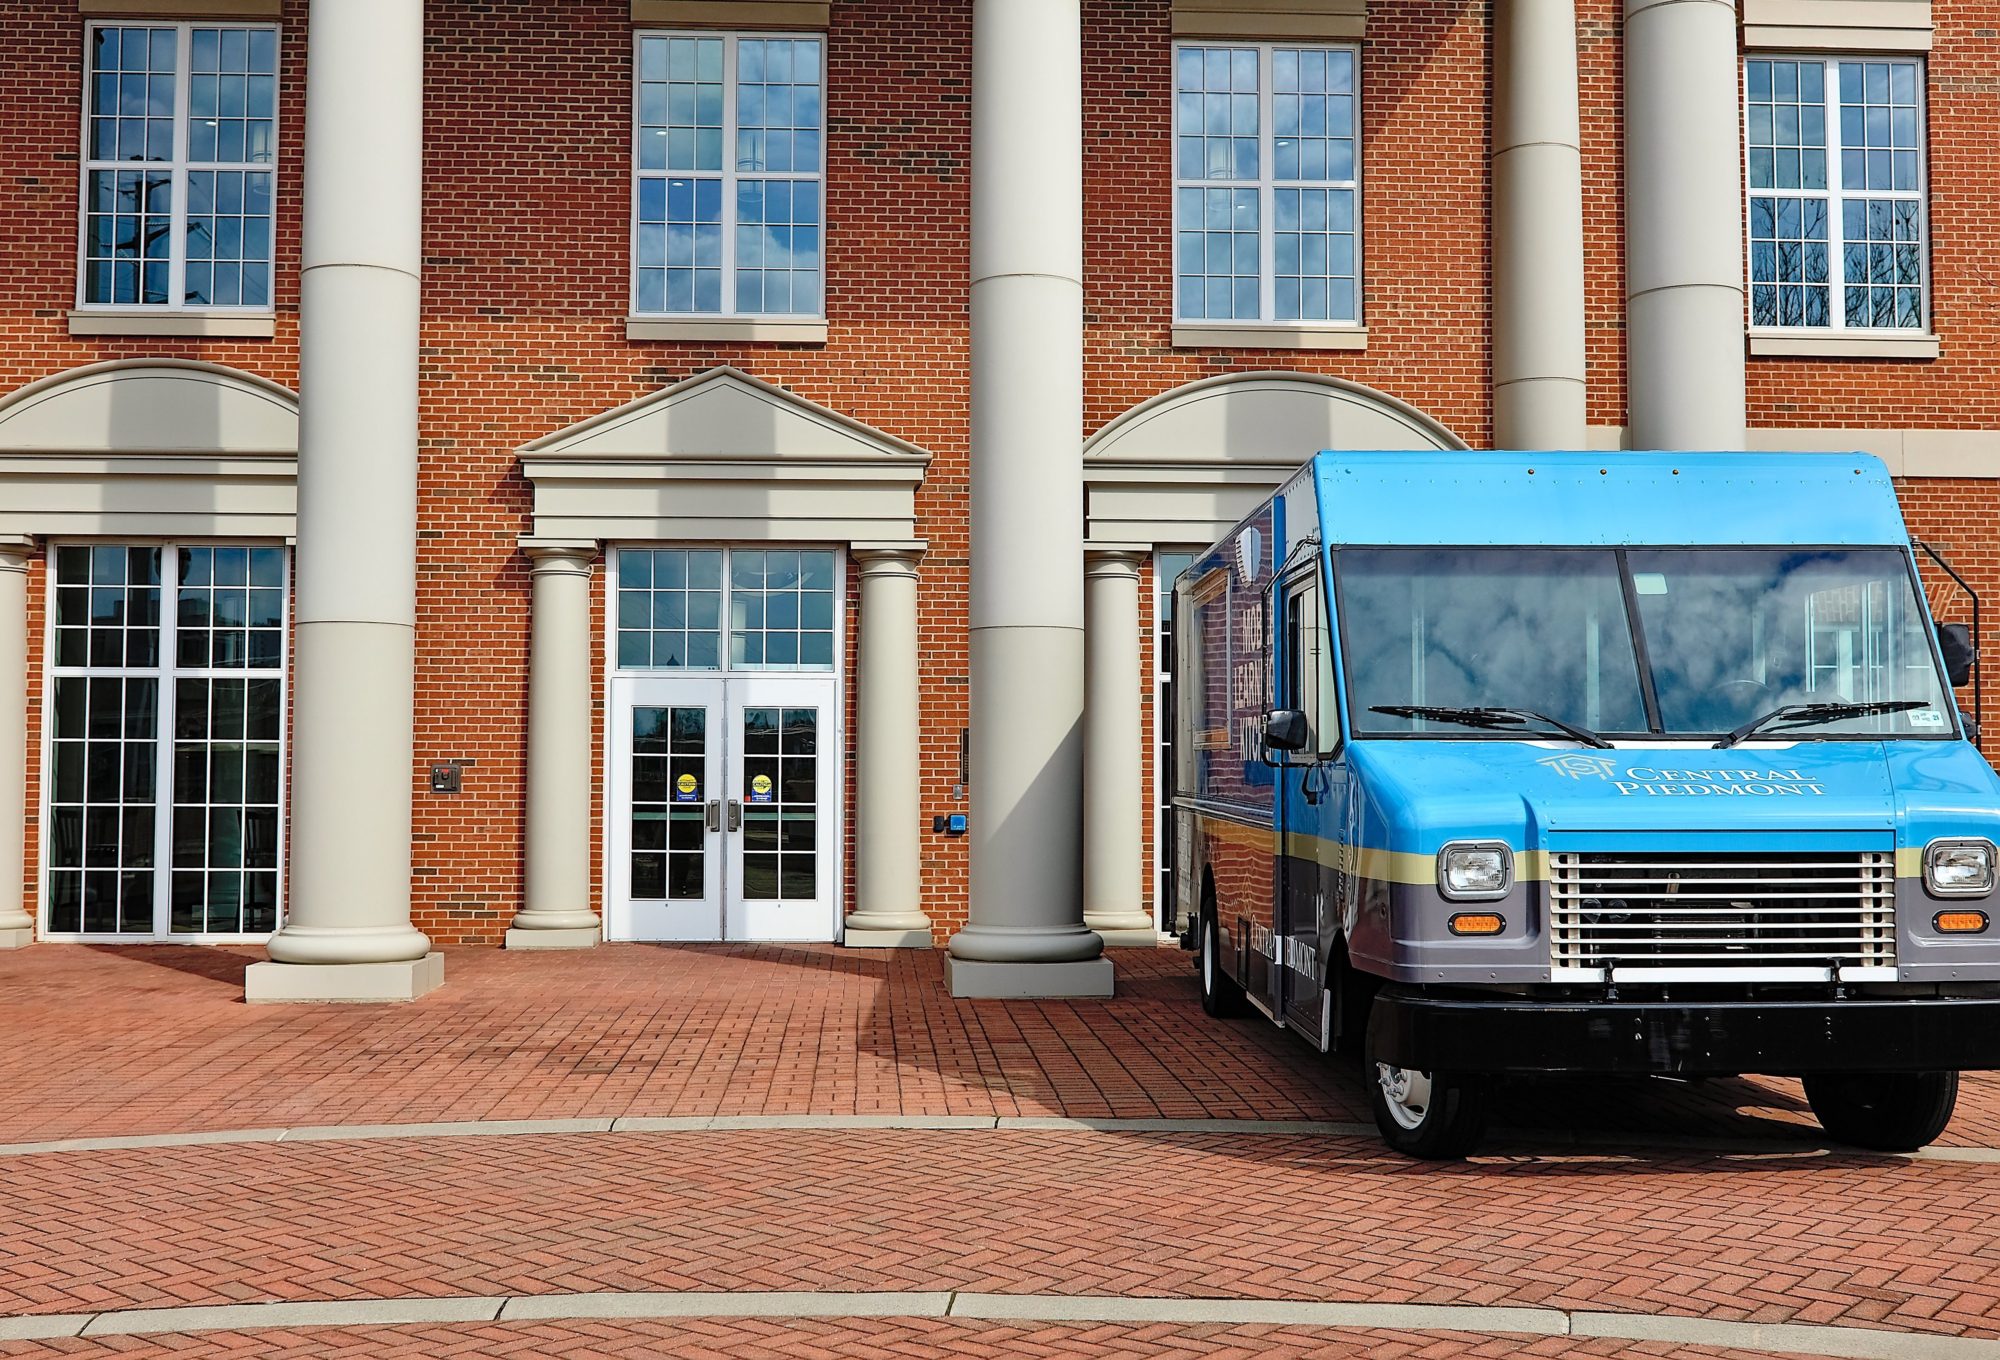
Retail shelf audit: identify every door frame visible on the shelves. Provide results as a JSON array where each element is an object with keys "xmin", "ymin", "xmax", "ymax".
[{"xmin": 601, "ymin": 543, "xmax": 847, "ymax": 944}]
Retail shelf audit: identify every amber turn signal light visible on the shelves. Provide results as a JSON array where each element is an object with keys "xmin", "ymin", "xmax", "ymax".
[
  {"xmin": 1935, "ymin": 911, "xmax": 1990, "ymax": 934},
  {"xmin": 1448, "ymin": 912, "xmax": 1505, "ymax": 936}
]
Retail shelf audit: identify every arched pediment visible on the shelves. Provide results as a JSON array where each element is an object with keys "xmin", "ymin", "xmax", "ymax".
[
  {"xmin": 0, "ymin": 359, "xmax": 297, "ymax": 455},
  {"xmin": 0, "ymin": 360, "xmax": 298, "ymax": 539},
  {"xmin": 520, "ymin": 366, "xmax": 930, "ymax": 545},
  {"xmin": 1083, "ymin": 371, "xmax": 1467, "ymax": 546},
  {"xmin": 1084, "ymin": 370, "xmax": 1466, "ymax": 466}
]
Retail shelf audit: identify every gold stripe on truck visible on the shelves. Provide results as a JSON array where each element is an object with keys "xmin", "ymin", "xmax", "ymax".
[{"xmin": 1189, "ymin": 809, "xmax": 1550, "ymax": 885}]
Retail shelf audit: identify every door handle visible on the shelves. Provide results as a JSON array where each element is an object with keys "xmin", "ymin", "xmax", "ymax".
[
  {"xmin": 727, "ymin": 798, "xmax": 742, "ymax": 832},
  {"xmin": 705, "ymin": 799, "xmax": 721, "ymax": 832}
]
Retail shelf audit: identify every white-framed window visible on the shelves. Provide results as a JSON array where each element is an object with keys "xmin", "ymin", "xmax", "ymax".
[
  {"xmin": 1173, "ymin": 42, "xmax": 1362, "ymax": 326},
  {"xmin": 1745, "ymin": 56, "xmax": 1929, "ymax": 331},
  {"xmin": 42, "ymin": 543, "xmax": 289, "ymax": 941},
  {"xmin": 632, "ymin": 31, "xmax": 825, "ymax": 318},
  {"xmin": 78, "ymin": 22, "xmax": 279, "ymax": 311},
  {"xmin": 614, "ymin": 547, "xmax": 840, "ymax": 672}
]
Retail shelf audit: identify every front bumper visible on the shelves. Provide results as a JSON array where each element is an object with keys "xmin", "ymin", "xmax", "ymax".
[{"xmin": 1368, "ymin": 988, "xmax": 2000, "ymax": 1076}]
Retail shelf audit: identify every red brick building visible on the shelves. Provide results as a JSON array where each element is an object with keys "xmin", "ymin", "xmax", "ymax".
[{"xmin": 0, "ymin": 0, "xmax": 1991, "ymax": 1000}]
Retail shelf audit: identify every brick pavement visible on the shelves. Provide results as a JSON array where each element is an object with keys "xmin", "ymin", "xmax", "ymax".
[
  {"xmin": 8, "ymin": 942, "xmax": 2000, "ymax": 1359},
  {"xmin": 6, "ymin": 942, "xmax": 2000, "ymax": 1147},
  {"xmin": 8, "ymin": 1127, "xmax": 2000, "ymax": 1336}
]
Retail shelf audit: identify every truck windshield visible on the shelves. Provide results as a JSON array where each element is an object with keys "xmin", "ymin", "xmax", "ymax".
[{"xmin": 1337, "ymin": 547, "xmax": 1950, "ymax": 740}]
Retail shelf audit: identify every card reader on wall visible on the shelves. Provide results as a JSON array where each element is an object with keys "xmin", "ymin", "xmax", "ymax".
[{"xmin": 931, "ymin": 813, "xmax": 968, "ymax": 836}]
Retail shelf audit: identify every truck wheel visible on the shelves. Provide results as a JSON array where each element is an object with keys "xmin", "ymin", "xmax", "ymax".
[
  {"xmin": 1367, "ymin": 1050, "xmax": 1489, "ymax": 1159},
  {"xmin": 1198, "ymin": 909, "xmax": 1244, "ymax": 1018},
  {"xmin": 1803, "ymin": 1071, "xmax": 1959, "ymax": 1152}
]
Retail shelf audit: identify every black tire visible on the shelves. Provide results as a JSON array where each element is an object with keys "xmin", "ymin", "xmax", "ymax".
[
  {"xmin": 1365, "ymin": 1020, "xmax": 1490, "ymax": 1159},
  {"xmin": 1804, "ymin": 1070, "xmax": 1959, "ymax": 1152},
  {"xmin": 1197, "ymin": 906, "xmax": 1244, "ymax": 1018}
]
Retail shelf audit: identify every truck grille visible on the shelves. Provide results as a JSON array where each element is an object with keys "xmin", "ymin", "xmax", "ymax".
[{"xmin": 1548, "ymin": 850, "xmax": 1897, "ymax": 979}]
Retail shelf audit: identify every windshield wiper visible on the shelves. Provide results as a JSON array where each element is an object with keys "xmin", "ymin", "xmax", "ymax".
[
  {"xmin": 1369, "ymin": 705, "xmax": 1614, "ymax": 749},
  {"xmin": 1713, "ymin": 700, "xmax": 1930, "ymax": 749}
]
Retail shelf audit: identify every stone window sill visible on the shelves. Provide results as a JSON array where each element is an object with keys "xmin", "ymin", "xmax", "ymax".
[
  {"xmin": 625, "ymin": 316, "xmax": 828, "ymax": 345},
  {"xmin": 1171, "ymin": 323, "xmax": 1368, "ymax": 352},
  {"xmin": 69, "ymin": 310, "xmax": 276, "ymax": 339},
  {"xmin": 1748, "ymin": 331, "xmax": 1939, "ymax": 360}
]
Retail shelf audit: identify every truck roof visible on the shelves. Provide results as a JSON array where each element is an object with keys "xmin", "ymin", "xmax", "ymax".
[{"xmin": 1310, "ymin": 449, "xmax": 1910, "ymax": 548}]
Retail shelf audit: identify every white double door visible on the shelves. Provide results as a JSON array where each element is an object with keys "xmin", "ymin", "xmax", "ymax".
[{"xmin": 608, "ymin": 673, "xmax": 840, "ymax": 942}]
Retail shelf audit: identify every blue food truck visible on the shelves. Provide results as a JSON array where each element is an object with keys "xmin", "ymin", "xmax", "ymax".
[{"xmin": 1172, "ymin": 449, "xmax": 2000, "ymax": 1158}]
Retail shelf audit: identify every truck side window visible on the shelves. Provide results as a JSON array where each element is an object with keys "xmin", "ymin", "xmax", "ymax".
[{"xmin": 1284, "ymin": 571, "xmax": 1339, "ymax": 755}]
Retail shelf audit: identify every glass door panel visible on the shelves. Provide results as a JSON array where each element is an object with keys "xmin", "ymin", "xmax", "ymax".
[
  {"xmin": 608, "ymin": 679, "xmax": 723, "ymax": 941},
  {"xmin": 727, "ymin": 677, "xmax": 836, "ymax": 940}
]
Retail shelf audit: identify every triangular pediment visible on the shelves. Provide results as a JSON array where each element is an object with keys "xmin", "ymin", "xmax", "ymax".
[
  {"xmin": 0, "ymin": 359, "xmax": 297, "ymax": 456},
  {"xmin": 521, "ymin": 366, "xmax": 929, "ymax": 465}
]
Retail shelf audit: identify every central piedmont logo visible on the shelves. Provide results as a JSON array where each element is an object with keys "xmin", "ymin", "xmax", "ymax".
[
  {"xmin": 1537, "ymin": 753, "xmax": 1619, "ymax": 780},
  {"xmin": 1535, "ymin": 753, "xmax": 1829, "ymax": 797}
]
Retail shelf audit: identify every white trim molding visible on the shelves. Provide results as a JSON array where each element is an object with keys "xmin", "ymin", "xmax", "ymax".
[
  {"xmin": 68, "ymin": 311, "xmax": 276, "ymax": 339},
  {"xmin": 78, "ymin": 0, "xmax": 281, "ymax": 14},
  {"xmin": 631, "ymin": 1, "xmax": 829, "ymax": 27},
  {"xmin": 1588, "ymin": 424, "xmax": 1997, "ymax": 478},
  {"xmin": 625, "ymin": 317, "xmax": 828, "ymax": 345},
  {"xmin": 520, "ymin": 365, "xmax": 929, "ymax": 543},
  {"xmin": 1749, "ymin": 332, "xmax": 1939, "ymax": 359},
  {"xmin": 1171, "ymin": 0, "xmax": 1367, "ymax": 40},
  {"xmin": 1083, "ymin": 370, "xmax": 1466, "ymax": 545},
  {"xmin": 0, "ymin": 360, "xmax": 297, "ymax": 538},
  {"xmin": 1171, "ymin": 324, "xmax": 1367, "ymax": 351},
  {"xmin": 1742, "ymin": 0, "xmax": 1932, "ymax": 51}
]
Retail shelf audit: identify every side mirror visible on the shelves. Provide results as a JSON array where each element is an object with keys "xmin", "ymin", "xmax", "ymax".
[
  {"xmin": 1938, "ymin": 622, "xmax": 1975, "ymax": 688},
  {"xmin": 1962, "ymin": 710, "xmax": 1981, "ymax": 746},
  {"xmin": 1264, "ymin": 709, "xmax": 1310, "ymax": 754}
]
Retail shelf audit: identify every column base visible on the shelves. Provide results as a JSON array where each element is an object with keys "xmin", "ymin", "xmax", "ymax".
[
  {"xmin": 843, "ymin": 927, "xmax": 934, "ymax": 949},
  {"xmin": 0, "ymin": 927, "xmax": 34, "ymax": 950},
  {"xmin": 245, "ymin": 952, "xmax": 444, "ymax": 1004},
  {"xmin": 944, "ymin": 954, "xmax": 1114, "ymax": 999},
  {"xmin": 1092, "ymin": 927, "xmax": 1163, "ymax": 948},
  {"xmin": 505, "ymin": 926, "xmax": 601, "ymax": 950}
]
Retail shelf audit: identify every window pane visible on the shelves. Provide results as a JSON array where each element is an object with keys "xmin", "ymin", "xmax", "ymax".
[
  {"xmin": 636, "ymin": 32, "xmax": 825, "ymax": 319},
  {"xmin": 617, "ymin": 549, "xmax": 724, "ymax": 670}
]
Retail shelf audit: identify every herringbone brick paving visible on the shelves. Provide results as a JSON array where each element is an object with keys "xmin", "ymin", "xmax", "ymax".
[
  {"xmin": 0, "ymin": 1320, "xmax": 1787, "ymax": 1359},
  {"xmin": 6, "ymin": 943, "xmax": 1998, "ymax": 1146},
  {"xmin": 6, "ymin": 1124, "xmax": 2000, "ymax": 1336},
  {"xmin": 8, "ymin": 943, "xmax": 2000, "ymax": 1359}
]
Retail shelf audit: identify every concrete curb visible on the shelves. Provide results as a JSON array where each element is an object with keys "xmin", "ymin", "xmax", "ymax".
[
  {"xmin": 0, "ymin": 1112, "xmax": 1995, "ymax": 1161},
  {"xmin": 1, "ymin": 1290, "xmax": 1995, "ymax": 1357}
]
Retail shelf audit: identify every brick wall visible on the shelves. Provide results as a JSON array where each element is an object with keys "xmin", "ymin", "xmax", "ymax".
[{"xmin": 5, "ymin": 0, "xmax": 1997, "ymax": 944}]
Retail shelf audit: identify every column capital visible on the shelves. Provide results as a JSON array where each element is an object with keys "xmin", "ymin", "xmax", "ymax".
[
  {"xmin": 852, "ymin": 541, "xmax": 926, "ymax": 579},
  {"xmin": 520, "ymin": 538, "xmax": 599, "ymax": 578},
  {"xmin": 0, "ymin": 536, "xmax": 34, "ymax": 573},
  {"xmin": 1084, "ymin": 545, "xmax": 1147, "ymax": 580}
]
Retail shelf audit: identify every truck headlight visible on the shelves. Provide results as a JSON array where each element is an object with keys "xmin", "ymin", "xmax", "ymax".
[
  {"xmin": 1925, "ymin": 839, "xmax": 1996, "ymax": 898},
  {"xmin": 1438, "ymin": 842, "xmax": 1512, "ymax": 901}
]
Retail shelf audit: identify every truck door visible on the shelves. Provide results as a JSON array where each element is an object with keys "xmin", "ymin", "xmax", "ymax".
[{"xmin": 1277, "ymin": 566, "xmax": 1342, "ymax": 1047}]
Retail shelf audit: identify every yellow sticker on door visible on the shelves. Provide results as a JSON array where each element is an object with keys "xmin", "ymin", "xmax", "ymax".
[
  {"xmin": 675, "ymin": 772, "xmax": 699, "ymax": 802},
  {"xmin": 750, "ymin": 772, "xmax": 774, "ymax": 803}
]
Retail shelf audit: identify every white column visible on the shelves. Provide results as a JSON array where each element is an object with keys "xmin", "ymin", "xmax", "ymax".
[
  {"xmin": 247, "ymin": 0, "xmax": 439, "ymax": 1002},
  {"xmin": 947, "ymin": 0, "xmax": 1111, "ymax": 998},
  {"xmin": 1082, "ymin": 548, "xmax": 1156, "ymax": 947},
  {"xmin": 844, "ymin": 545, "xmax": 933, "ymax": 948},
  {"xmin": 1493, "ymin": 0, "xmax": 1587, "ymax": 451},
  {"xmin": 0, "ymin": 538, "xmax": 33, "ymax": 949},
  {"xmin": 508, "ymin": 541, "xmax": 601, "ymax": 949},
  {"xmin": 1625, "ymin": 0, "xmax": 1747, "ymax": 451}
]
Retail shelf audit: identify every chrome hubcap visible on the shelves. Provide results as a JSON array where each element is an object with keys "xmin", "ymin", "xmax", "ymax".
[{"xmin": 1376, "ymin": 1063, "xmax": 1435, "ymax": 1131}]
